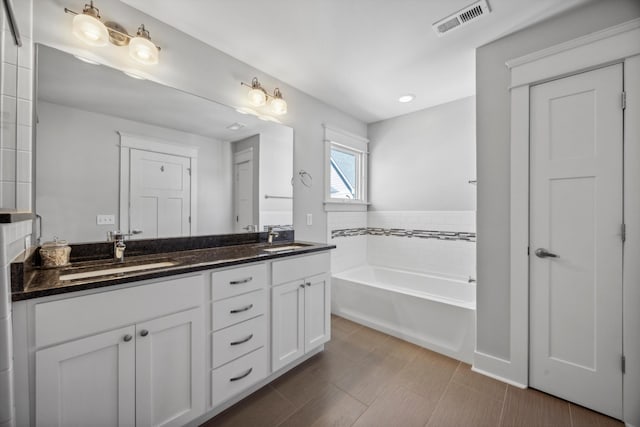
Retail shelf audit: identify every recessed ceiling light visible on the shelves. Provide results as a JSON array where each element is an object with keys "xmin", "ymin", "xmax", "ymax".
[
  {"xmin": 398, "ymin": 94, "xmax": 415, "ymax": 103},
  {"xmin": 226, "ymin": 122, "xmax": 246, "ymax": 131}
]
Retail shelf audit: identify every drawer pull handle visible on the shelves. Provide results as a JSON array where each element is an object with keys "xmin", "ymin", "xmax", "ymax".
[
  {"xmin": 229, "ymin": 368, "xmax": 253, "ymax": 382},
  {"xmin": 230, "ymin": 304, "xmax": 254, "ymax": 314},
  {"xmin": 230, "ymin": 277, "xmax": 253, "ymax": 285},
  {"xmin": 230, "ymin": 334, "xmax": 254, "ymax": 346}
]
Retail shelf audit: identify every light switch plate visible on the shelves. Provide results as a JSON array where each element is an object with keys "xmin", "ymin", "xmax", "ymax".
[
  {"xmin": 97, "ymin": 214, "xmax": 115, "ymax": 225},
  {"xmin": 306, "ymin": 213, "xmax": 313, "ymax": 226}
]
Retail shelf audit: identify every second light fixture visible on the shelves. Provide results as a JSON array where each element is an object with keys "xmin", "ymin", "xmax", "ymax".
[{"xmin": 242, "ymin": 77, "xmax": 288, "ymax": 115}]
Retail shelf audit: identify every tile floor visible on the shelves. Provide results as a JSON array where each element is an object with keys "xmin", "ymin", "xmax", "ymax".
[{"xmin": 202, "ymin": 315, "xmax": 623, "ymax": 427}]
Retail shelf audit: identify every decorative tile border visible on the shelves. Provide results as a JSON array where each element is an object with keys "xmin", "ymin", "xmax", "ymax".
[{"xmin": 331, "ymin": 227, "xmax": 476, "ymax": 242}]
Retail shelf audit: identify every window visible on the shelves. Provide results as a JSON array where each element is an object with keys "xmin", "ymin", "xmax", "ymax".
[{"xmin": 324, "ymin": 125, "xmax": 368, "ymax": 209}]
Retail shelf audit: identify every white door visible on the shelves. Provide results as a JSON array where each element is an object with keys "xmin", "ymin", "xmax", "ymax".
[
  {"xmin": 304, "ymin": 273, "xmax": 331, "ymax": 352},
  {"xmin": 529, "ymin": 64, "xmax": 623, "ymax": 418},
  {"xmin": 130, "ymin": 149, "xmax": 191, "ymax": 239},
  {"xmin": 271, "ymin": 281, "xmax": 305, "ymax": 371},
  {"xmin": 135, "ymin": 308, "xmax": 204, "ymax": 427},
  {"xmin": 234, "ymin": 149, "xmax": 254, "ymax": 232},
  {"xmin": 35, "ymin": 326, "xmax": 136, "ymax": 427}
]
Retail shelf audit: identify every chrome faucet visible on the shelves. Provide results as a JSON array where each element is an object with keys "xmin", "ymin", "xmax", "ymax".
[
  {"xmin": 267, "ymin": 226, "xmax": 280, "ymax": 245},
  {"xmin": 108, "ymin": 231, "xmax": 129, "ymax": 262}
]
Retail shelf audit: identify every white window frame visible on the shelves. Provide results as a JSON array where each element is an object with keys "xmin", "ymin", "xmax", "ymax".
[{"xmin": 323, "ymin": 124, "xmax": 369, "ymax": 211}]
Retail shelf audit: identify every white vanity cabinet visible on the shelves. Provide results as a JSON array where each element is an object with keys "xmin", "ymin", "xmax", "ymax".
[
  {"xmin": 31, "ymin": 274, "xmax": 205, "ymax": 427},
  {"xmin": 209, "ymin": 263, "xmax": 268, "ymax": 408},
  {"xmin": 271, "ymin": 253, "xmax": 331, "ymax": 371}
]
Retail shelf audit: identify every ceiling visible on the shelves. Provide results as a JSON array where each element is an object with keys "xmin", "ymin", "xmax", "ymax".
[{"xmin": 120, "ymin": 0, "xmax": 592, "ymax": 123}]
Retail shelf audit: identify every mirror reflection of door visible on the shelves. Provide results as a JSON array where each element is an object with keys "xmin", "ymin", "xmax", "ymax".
[
  {"xmin": 130, "ymin": 149, "xmax": 191, "ymax": 238},
  {"xmin": 233, "ymin": 148, "xmax": 255, "ymax": 232}
]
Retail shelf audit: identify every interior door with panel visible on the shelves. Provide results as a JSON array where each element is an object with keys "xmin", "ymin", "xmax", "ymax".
[
  {"xmin": 135, "ymin": 307, "xmax": 204, "ymax": 427},
  {"xmin": 529, "ymin": 64, "xmax": 623, "ymax": 418},
  {"xmin": 35, "ymin": 326, "xmax": 136, "ymax": 427},
  {"xmin": 130, "ymin": 149, "xmax": 191, "ymax": 239},
  {"xmin": 233, "ymin": 148, "xmax": 255, "ymax": 232}
]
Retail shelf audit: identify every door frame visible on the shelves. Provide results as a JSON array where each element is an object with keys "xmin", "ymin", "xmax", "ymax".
[
  {"xmin": 118, "ymin": 132, "xmax": 198, "ymax": 236},
  {"xmin": 473, "ymin": 18, "xmax": 640, "ymax": 424}
]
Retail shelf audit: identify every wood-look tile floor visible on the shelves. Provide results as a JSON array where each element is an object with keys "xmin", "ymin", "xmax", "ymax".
[{"xmin": 202, "ymin": 315, "xmax": 623, "ymax": 427}]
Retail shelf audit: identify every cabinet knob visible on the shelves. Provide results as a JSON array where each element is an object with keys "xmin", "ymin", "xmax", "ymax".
[
  {"xmin": 306, "ymin": 282, "xmax": 311, "ymax": 287},
  {"xmin": 123, "ymin": 334, "xmax": 133, "ymax": 342},
  {"xmin": 299, "ymin": 284, "xmax": 305, "ymax": 289},
  {"xmin": 140, "ymin": 329, "xmax": 149, "ymax": 337}
]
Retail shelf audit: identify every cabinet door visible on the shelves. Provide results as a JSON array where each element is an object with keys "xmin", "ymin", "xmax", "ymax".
[
  {"xmin": 271, "ymin": 281, "xmax": 305, "ymax": 371},
  {"xmin": 35, "ymin": 326, "xmax": 136, "ymax": 427},
  {"xmin": 135, "ymin": 308, "xmax": 204, "ymax": 427},
  {"xmin": 304, "ymin": 273, "xmax": 331, "ymax": 352}
]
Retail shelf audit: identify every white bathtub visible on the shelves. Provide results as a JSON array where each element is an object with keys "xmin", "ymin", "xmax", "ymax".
[{"xmin": 332, "ymin": 265, "xmax": 476, "ymax": 363}]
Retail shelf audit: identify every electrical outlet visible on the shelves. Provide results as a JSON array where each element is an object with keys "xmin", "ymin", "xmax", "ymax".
[
  {"xmin": 306, "ymin": 213, "xmax": 313, "ymax": 226},
  {"xmin": 97, "ymin": 214, "xmax": 115, "ymax": 225}
]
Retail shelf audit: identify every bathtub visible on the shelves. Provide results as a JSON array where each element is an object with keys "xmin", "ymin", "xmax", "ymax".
[{"xmin": 331, "ymin": 265, "xmax": 476, "ymax": 363}]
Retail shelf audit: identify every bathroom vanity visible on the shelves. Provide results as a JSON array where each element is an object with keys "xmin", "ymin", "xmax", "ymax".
[{"xmin": 10, "ymin": 235, "xmax": 334, "ymax": 427}]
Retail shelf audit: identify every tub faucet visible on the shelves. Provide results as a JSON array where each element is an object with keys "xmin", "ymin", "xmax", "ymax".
[{"xmin": 267, "ymin": 226, "xmax": 279, "ymax": 245}]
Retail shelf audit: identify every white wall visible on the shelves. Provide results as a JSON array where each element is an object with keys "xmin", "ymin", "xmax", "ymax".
[
  {"xmin": 476, "ymin": 0, "xmax": 640, "ymax": 363},
  {"xmin": 367, "ymin": 96, "xmax": 476, "ymax": 211},
  {"xmin": 36, "ymin": 101, "xmax": 233, "ymax": 243},
  {"xmin": 33, "ymin": 0, "xmax": 367, "ymax": 243}
]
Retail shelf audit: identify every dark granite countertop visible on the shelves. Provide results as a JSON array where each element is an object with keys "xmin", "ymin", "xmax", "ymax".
[{"xmin": 12, "ymin": 236, "xmax": 335, "ymax": 301}]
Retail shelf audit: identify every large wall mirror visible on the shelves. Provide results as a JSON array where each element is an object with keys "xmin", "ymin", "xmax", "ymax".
[{"xmin": 35, "ymin": 44, "xmax": 293, "ymax": 244}]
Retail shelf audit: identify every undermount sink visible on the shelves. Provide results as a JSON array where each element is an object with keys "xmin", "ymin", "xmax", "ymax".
[
  {"xmin": 262, "ymin": 244, "xmax": 310, "ymax": 253},
  {"xmin": 59, "ymin": 261, "xmax": 178, "ymax": 281}
]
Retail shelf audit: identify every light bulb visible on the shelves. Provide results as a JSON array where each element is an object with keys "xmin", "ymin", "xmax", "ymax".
[
  {"xmin": 248, "ymin": 87, "xmax": 267, "ymax": 106},
  {"xmin": 129, "ymin": 37, "xmax": 158, "ymax": 65},
  {"xmin": 72, "ymin": 13, "xmax": 108, "ymax": 47},
  {"xmin": 270, "ymin": 88, "xmax": 287, "ymax": 115},
  {"xmin": 129, "ymin": 25, "xmax": 159, "ymax": 65}
]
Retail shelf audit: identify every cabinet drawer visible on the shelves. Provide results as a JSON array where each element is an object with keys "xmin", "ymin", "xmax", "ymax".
[
  {"xmin": 211, "ymin": 289, "xmax": 265, "ymax": 331},
  {"xmin": 35, "ymin": 274, "xmax": 204, "ymax": 348},
  {"xmin": 212, "ymin": 315, "xmax": 266, "ymax": 369},
  {"xmin": 210, "ymin": 347, "xmax": 267, "ymax": 409},
  {"xmin": 211, "ymin": 263, "xmax": 267, "ymax": 301},
  {"xmin": 272, "ymin": 252, "xmax": 330, "ymax": 285}
]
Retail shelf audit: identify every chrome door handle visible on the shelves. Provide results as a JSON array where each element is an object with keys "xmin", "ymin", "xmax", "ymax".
[
  {"xmin": 131, "ymin": 229, "xmax": 143, "ymax": 234},
  {"xmin": 535, "ymin": 248, "xmax": 558, "ymax": 258}
]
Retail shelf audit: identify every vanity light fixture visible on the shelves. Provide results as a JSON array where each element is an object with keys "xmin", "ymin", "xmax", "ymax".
[
  {"xmin": 241, "ymin": 77, "xmax": 288, "ymax": 115},
  {"xmin": 64, "ymin": 2, "xmax": 161, "ymax": 65}
]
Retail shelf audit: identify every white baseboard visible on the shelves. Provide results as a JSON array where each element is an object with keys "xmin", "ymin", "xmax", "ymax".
[{"xmin": 473, "ymin": 350, "xmax": 528, "ymax": 389}]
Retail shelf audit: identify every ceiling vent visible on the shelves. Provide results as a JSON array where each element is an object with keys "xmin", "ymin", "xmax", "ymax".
[{"xmin": 432, "ymin": 0, "xmax": 491, "ymax": 37}]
